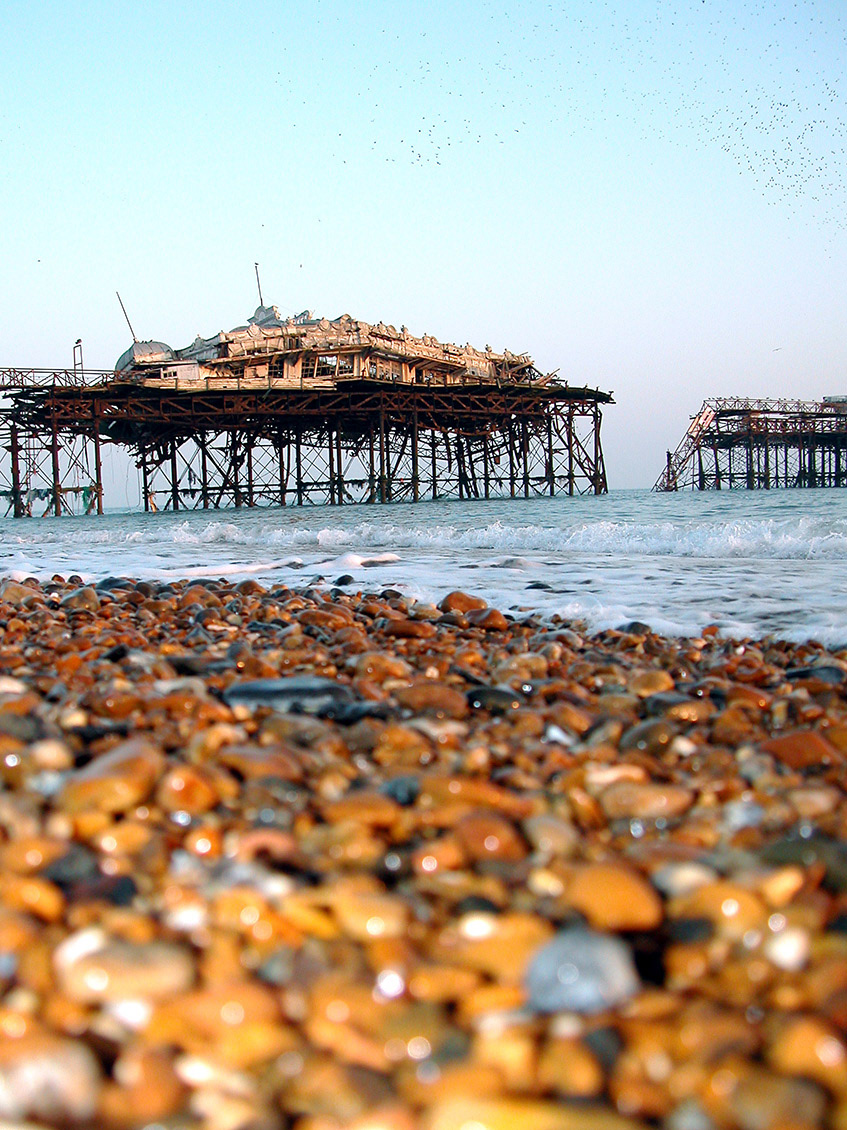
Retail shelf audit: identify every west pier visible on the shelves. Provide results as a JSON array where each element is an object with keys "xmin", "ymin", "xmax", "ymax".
[
  {"xmin": 0, "ymin": 308, "xmax": 613, "ymax": 516},
  {"xmin": 655, "ymin": 397, "xmax": 847, "ymax": 492}
]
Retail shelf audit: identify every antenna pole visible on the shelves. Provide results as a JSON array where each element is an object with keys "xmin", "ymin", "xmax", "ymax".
[
  {"xmin": 116, "ymin": 291, "xmax": 138, "ymax": 342},
  {"xmin": 254, "ymin": 263, "xmax": 264, "ymax": 307}
]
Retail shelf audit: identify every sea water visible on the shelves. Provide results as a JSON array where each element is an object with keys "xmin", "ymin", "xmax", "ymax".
[{"xmin": 1, "ymin": 488, "xmax": 846, "ymax": 646}]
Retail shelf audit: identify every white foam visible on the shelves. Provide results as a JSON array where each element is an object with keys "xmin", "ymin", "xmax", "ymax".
[{"xmin": 2, "ymin": 489, "xmax": 847, "ymax": 644}]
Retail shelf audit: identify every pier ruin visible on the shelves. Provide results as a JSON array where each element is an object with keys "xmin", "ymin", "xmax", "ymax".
[
  {"xmin": 1, "ymin": 307, "xmax": 613, "ymax": 516},
  {"xmin": 655, "ymin": 397, "xmax": 847, "ymax": 491}
]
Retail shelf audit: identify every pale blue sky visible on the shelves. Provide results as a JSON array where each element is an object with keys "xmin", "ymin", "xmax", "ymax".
[{"xmin": 2, "ymin": 0, "xmax": 846, "ymax": 488}]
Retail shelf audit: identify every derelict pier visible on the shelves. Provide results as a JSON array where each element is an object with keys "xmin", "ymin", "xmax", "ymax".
[
  {"xmin": 654, "ymin": 397, "xmax": 847, "ymax": 492},
  {"xmin": 1, "ymin": 308, "xmax": 613, "ymax": 516}
]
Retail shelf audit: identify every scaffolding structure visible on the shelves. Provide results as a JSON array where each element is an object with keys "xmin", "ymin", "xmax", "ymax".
[
  {"xmin": 0, "ymin": 310, "xmax": 613, "ymax": 516},
  {"xmin": 654, "ymin": 397, "xmax": 847, "ymax": 491}
]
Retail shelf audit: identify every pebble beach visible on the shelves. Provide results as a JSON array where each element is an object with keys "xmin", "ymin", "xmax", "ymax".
[{"xmin": 2, "ymin": 572, "xmax": 847, "ymax": 1130}]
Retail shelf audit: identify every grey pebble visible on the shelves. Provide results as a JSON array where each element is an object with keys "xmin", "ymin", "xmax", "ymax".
[{"xmin": 524, "ymin": 926, "xmax": 641, "ymax": 1014}]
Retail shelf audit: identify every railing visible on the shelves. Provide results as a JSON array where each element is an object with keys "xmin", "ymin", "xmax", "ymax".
[{"xmin": 0, "ymin": 368, "xmax": 114, "ymax": 390}]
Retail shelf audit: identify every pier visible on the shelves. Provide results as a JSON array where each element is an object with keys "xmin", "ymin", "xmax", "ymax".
[
  {"xmin": 0, "ymin": 309, "xmax": 613, "ymax": 516},
  {"xmin": 654, "ymin": 397, "xmax": 847, "ymax": 491}
]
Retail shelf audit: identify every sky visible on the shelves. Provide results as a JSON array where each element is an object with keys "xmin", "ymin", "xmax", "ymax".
[{"xmin": 2, "ymin": 0, "xmax": 846, "ymax": 490}]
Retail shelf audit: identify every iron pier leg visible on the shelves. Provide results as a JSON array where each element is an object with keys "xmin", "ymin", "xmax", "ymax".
[
  {"xmin": 483, "ymin": 432, "xmax": 491, "ymax": 499},
  {"xmin": 327, "ymin": 424, "xmax": 336, "ymax": 505},
  {"xmin": 92, "ymin": 417, "xmax": 104, "ymax": 514},
  {"xmin": 246, "ymin": 437, "xmax": 255, "ymax": 506},
  {"xmin": 412, "ymin": 405, "xmax": 419, "ymax": 501},
  {"xmin": 295, "ymin": 428, "xmax": 303, "ymax": 506},
  {"xmin": 336, "ymin": 425, "xmax": 344, "ymax": 504},
  {"xmin": 567, "ymin": 411, "xmax": 575, "ymax": 496},
  {"xmin": 141, "ymin": 448, "xmax": 151, "ymax": 512},
  {"xmin": 546, "ymin": 414, "xmax": 555, "ymax": 496},
  {"xmin": 367, "ymin": 423, "xmax": 376, "ymax": 502},
  {"xmin": 508, "ymin": 419, "xmax": 516, "ymax": 498},
  {"xmin": 200, "ymin": 436, "xmax": 209, "ymax": 509},
  {"xmin": 522, "ymin": 419, "xmax": 530, "ymax": 497},
  {"xmin": 50, "ymin": 417, "xmax": 62, "ymax": 517},
  {"xmin": 593, "ymin": 406, "xmax": 603, "ymax": 494},
  {"xmin": 431, "ymin": 430, "xmax": 438, "ymax": 500},
  {"xmin": 278, "ymin": 434, "xmax": 286, "ymax": 505},
  {"xmin": 379, "ymin": 405, "xmax": 387, "ymax": 503},
  {"xmin": 9, "ymin": 424, "xmax": 24, "ymax": 518},
  {"xmin": 170, "ymin": 441, "xmax": 180, "ymax": 511},
  {"xmin": 232, "ymin": 434, "xmax": 241, "ymax": 507}
]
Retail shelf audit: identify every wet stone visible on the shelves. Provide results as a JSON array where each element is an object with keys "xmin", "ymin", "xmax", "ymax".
[
  {"xmin": 599, "ymin": 781, "xmax": 695, "ymax": 821},
  {"xmin": 467, "ymin": 686, "xmax": 525, "ymax": 714},
  {"xmin": 567, "ymin": 862, "xmax": 663, "ymax": 931},
  {"xmin": 59, "ymin": 736, "xmax": 166, "ymax": 813},
  {"xmin": 395, "ymin": 681, "xmax": 469, "ymax": 718},
  {"xmin": 61, "ymin": 585, "xmax": 100, "ymax": 611},
  {"xmin": 0, "ymin": 1033, "xmax": 102, "ymax": 1123},
  {"xmin": 524, "ymin": 926, "xmax": 641, "ymax": 1015},
  {"xmin": 759, "ymin": 729, "xmax": 844, "ymax": 770},
  {"xmin": 223, "ymin": 675, "xmax": 356, "ymax": 716},
  {"xmin": 55, "ymin": 929, "xmax": 195, "ymax": 1003},
  {"xmin": 439, "ymin": 590, "xmax": 488, "ymax": 613}
]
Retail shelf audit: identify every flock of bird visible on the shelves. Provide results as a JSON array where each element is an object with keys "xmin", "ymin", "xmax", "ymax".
[{"xmin": 271, "ymin": 0, "xmax": 846, "ymax": 232}]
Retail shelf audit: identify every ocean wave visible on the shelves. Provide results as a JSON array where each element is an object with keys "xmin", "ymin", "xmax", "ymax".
[{"xmin": 88, "ymin": 514, "xmax": 847, "ymax": 561}]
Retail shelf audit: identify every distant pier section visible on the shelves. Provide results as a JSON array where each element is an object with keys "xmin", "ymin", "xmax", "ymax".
[
  {"xmin": 655, "ymin": 397, "xmax": 847, "ymax": 491},
  {"xmin": 0, "ymin": 307, "xmax": 614, "ymax": 516}
]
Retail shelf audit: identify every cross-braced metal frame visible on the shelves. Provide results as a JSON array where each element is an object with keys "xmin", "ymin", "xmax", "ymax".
[
  {"xmin": 1, "ymin": 378, "xmax": 612, "ymax": 516},
  {"xmin": 655, "ymin": 398, "xmax": 847, "ymax": 492}
]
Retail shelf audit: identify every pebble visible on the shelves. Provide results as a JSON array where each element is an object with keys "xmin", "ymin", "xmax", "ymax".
[
  {"xmin": 394, "ymin": 681, "xmax": 469, "ymax": 718},
  {"xmin": 598, "ymin": 781, "xmax": 695, "ymax": 821},
  {"xmin": 54, "ymin": 930, "xmax": 195, "ymax": 1002},
  {"xmin": 0, "ymin": 1033, "xmax": 101, "ymax": 1122},
  {"xmin": 60, "ymin": 586, "xmax": 100, "ymax": 612},
  {"xmin": 439, "ymin": 591, "xmax": 488, "ymax": 613},
  {"xmin": 222, "ymin": 675, "xmax": 356, "ymax": 715},
  {"xmin": 59, "ymin": 737, "xmax": 165, "ymax": 813},
  {"xmin": 567, "ymin": 862, "xmax": 663, "ymax": 931},
  {"xmin": 524, "ymin": 926, "xmax": 641, "ymax": 1014}
]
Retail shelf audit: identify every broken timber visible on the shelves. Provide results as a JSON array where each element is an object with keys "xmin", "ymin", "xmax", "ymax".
[
  {"xmin": 0, "ymin": 307, "xmax": 614, "ymax": 516},
  {"xmin": 655, "ymin": 397, "xmax": 847, "ymax": 491}
]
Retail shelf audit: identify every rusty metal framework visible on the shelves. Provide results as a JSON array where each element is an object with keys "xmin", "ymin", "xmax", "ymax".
[
  {"xmin": 654, "ymin": 397, "xmax": 847, "ymax": 491},
  {"xmin": 1, "ymin": 379, "xmax": 612, "ymax": 517}
]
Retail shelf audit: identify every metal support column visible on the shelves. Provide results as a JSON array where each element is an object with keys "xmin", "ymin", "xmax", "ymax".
[
  {"xmin": 295, "ymin": 428, "xmax": 303, "ymax": 505},
  {"xmin": 546, "ymin": 414, "xmax": 555, "ymax": 496},
  {"xmin": 411, "ymin": 404, "xmax": 420, "ymax": 501},
  {"xmin": 522, "ymin": 419, "xmax": 530, "ymax": 498},
  {"xmin": 50, "ymin": 417, "xmax": 62, "ymax": 517},
  {"xmin": 9, "ymin": 424, "xmax": 24, "ymax": 518},
  {"xmin": 379, "ymin": 404, "xmax": 387, "ymax": 503},
  {"xmin": 246, "ymin": 438, "xmax": 255, "ymax": 506},
  {"xmin": 567, "ymin": 410, "xmax": 575, "ymax": 496},
  {"xmin": 170, "ymin": 440, "xmax": 180, "ymax": 511},
  {"xmin": 336, "ymin": 425, "xmax": 344, "ymax": 504},
  {"xmin": 508, "ymin": 418, "xmax": 516, "ymax": 498},
  {"xmin": 200, "ymin": 435, "xmax": 210, "ymax": 509},
  {"xmin": 92, "ymin": 419, "xmax": 104, "ymax": 514},
  {"xmin": 327, "ymin": 424, "xmax": 336, "ymax": 505},
  {"xmin": 141, "ymin": 448, "xmax": 151, "ymax": 513},
  {"xmin": 431, "ymin": 429, "xmax": 438, "ymax": 500}
]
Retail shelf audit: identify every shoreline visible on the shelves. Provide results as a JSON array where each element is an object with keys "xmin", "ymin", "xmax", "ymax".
[{"xmin": 1, "ymin": 574, "xmax": 847, "ymax": 1129}]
